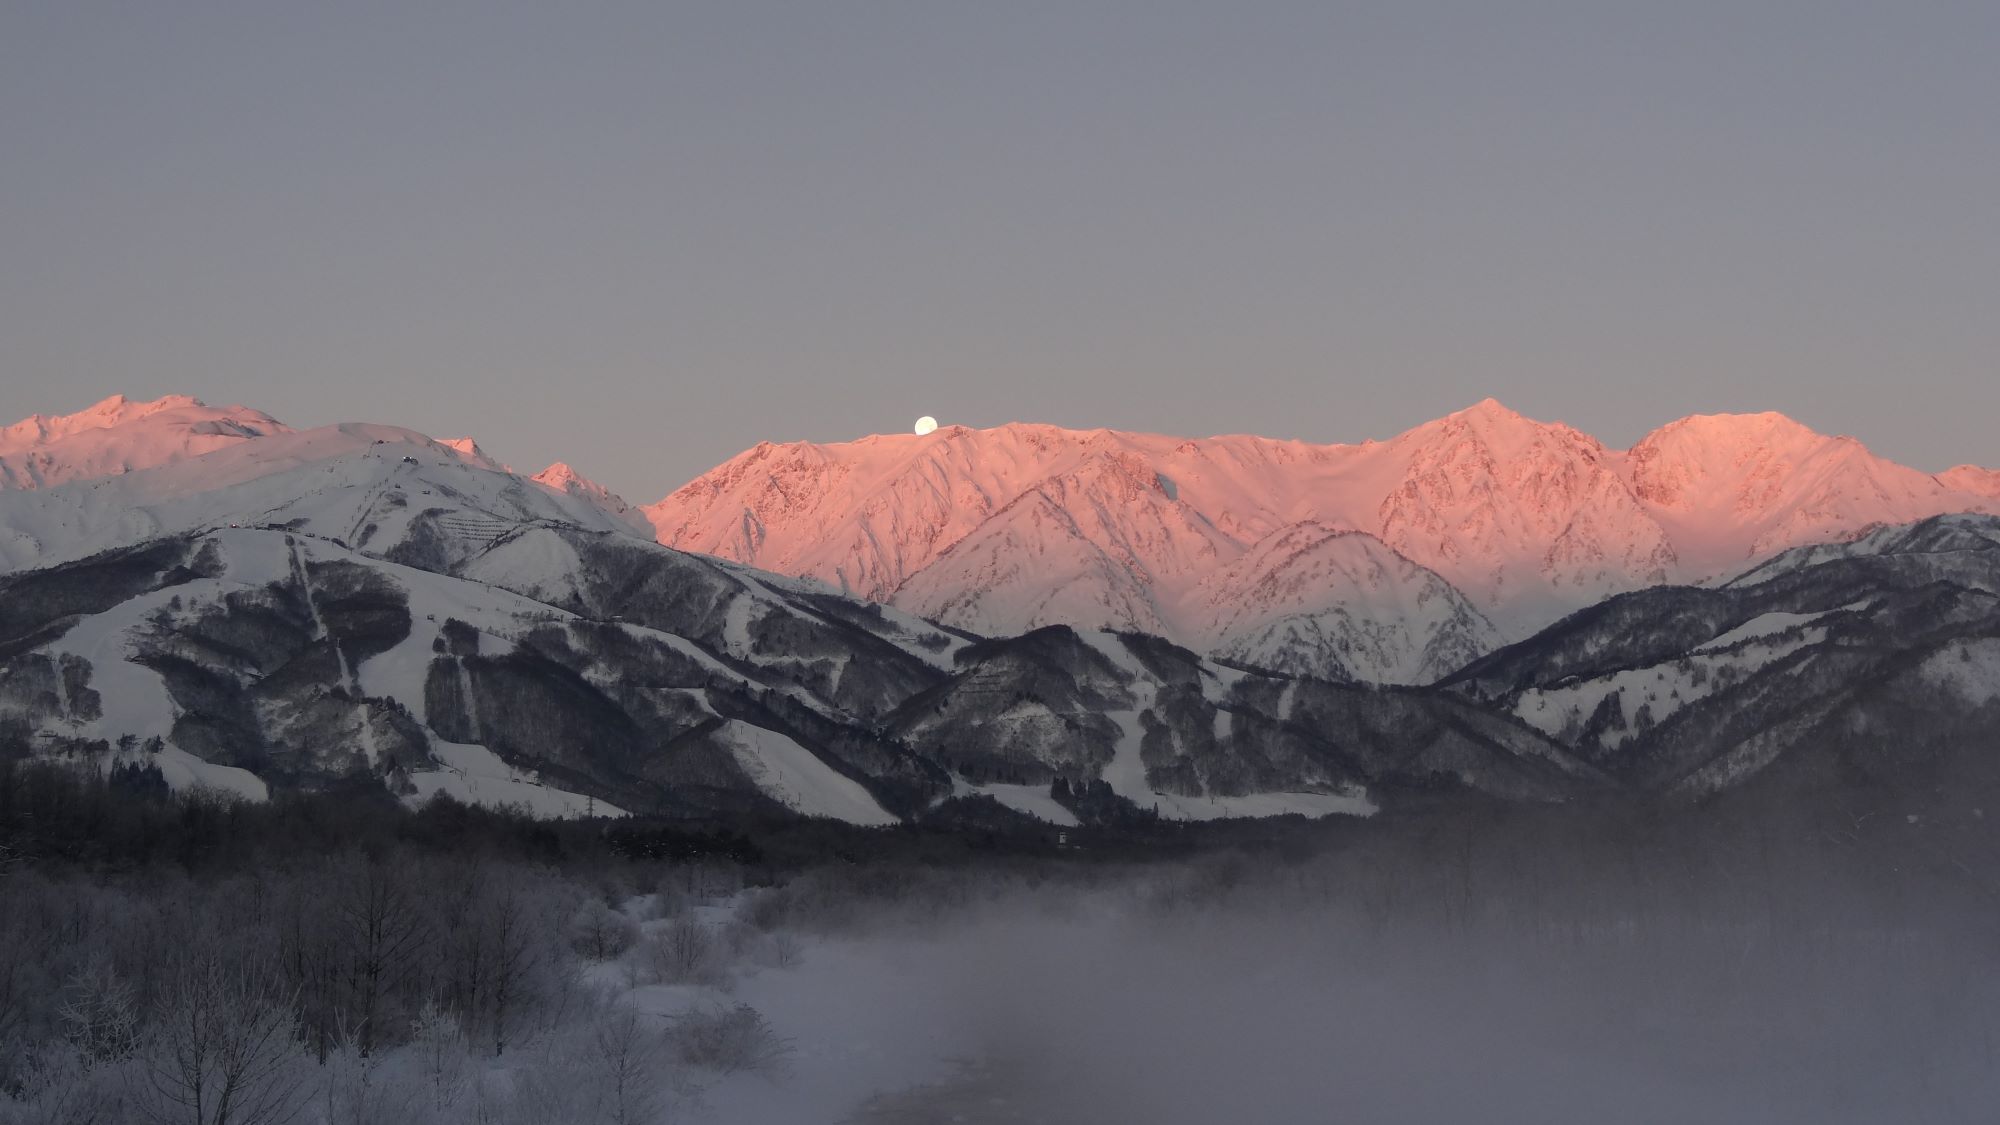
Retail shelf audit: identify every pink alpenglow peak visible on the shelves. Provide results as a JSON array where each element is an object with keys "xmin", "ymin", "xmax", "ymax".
[
  {"xmin": 0, "ymin": 395, "xmax": 652, "ymax": 577},
  {"xmin": 437, "ymin": 437, "xmax": 504, "ymax": 471},
  {"xmin": 644, "ymin": 400, "xmax": 2000, "ymax": 679},
  {"xmin": 0, "ymin": 393, "xmax": 288, "ymax": 490},
  {"xmin": 531, "ymin": 461, "xmax": 651, "ymax": 533},
  {"xmin": 1938, "ymin": 464, "xmax": 2000, "ymax": 500}
]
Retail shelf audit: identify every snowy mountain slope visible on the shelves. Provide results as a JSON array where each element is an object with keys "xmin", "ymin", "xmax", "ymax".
[
  {"xmin": 1938, "ymin": 464, "xmax": 2000, "ymax": 500},
  {"xmin": 531, "ymin": 461, "xmax": 654, "ymax": 534},
  {"xmin": 890, "ymin": 489, "xmax": 1177, "ymax": 637},
  {"xmin": 1623, "ymin": 411, "xmax": 1985, "ymax": 572},
  {"xmin": 437, "ymin": 436, "xmax": 494, "ymax": 464},
  {"xmin": 459, "ymin": 527, "xmax": 970, "ymax": 721},
  {"xmin": 0, "ymin": 397, "xmax": 983, "ymax": 724},
  {"xmin": 0, "ymin": 527, "xmax": 943, "ymax": 822},
  {"xmin": 1441, "ymin": 514, "xmax": 2000, "ymax": 804},
  {"xmin": 1722, "ymin": 511, "xmax": 2000, "ymax": 589},
  {"xmin": 0, "ymin": 394, "xmax": 288, "ymax": 490},
  {"xmin": 1187, "ymin": 523, "xmax": 1502, "ymax": 684},
  {"xmin": 0, "ymin": 525, "xmax": 1605, "ymax": 825},
  {"xmin": 648, "ymin": 401, "xmax": 2000, "ymax": 679},
  {"xmin": 0, "ymin": 421, "xmax": 652, "ymax": 574},
  {"xmin": 886, "ymin": 626, "xmax": 1601, "ymax": 816},
  {"xmin": 1369, "ymin": 401, "xmax": 1678, "ymax": 619}
]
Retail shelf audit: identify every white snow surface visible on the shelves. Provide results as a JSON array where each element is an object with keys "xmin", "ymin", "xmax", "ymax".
[
  {"xmin": 1694, "ymin": 610, "xmax": 1831, "ymax": 653},
  {"xmin": 720, "ymin": 592, "xmax": 757, "ymax": 658},
  {"xmin": 129, "ymin": 745, "xmax": 272, "ymax": 802},
  {"xmin": 528, "ymin": 460, "xmax": 654, "ymax": 534},
  {"xmin": 1190, "ymin": 522, "xmax": 1500, "ymax": 683},
  {"xmin": 452, "ymin": 526, "xmax": 586, "ymax": 606},
  {"xmin": 1144, "ymin": 788, "xmax": 1377, "ymax": 820},
  {"xmin": 405, "ymin": 740, "xmax": 624, "ymax": 819},
  {"xmin": 0, "ymin": 419, "xmax": 645, "ymax": 575},
  {"xmin": 1920, "ymin": 639, "xmax": 2000, "ymax": 706},
  {"xmin": 952, "ymin": 778, "xmax": 1082, "ymax": 826},
  {"xmin": 718, "ymin": 720, "xmax": 899, "ymax": 825}
]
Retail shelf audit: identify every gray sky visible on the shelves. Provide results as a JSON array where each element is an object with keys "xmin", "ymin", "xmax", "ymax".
[{"xmin": 3, "ymin": 2, "xmax": 1995, "ymax": 501}]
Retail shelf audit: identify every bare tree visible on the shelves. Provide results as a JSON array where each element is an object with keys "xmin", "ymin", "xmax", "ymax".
[
  {"xmin": 507, "ymin": 1008, "xmax": 683, "ymax": 1125},
  {"xmin": 589, "ymin": 1009, "xmax": 676, "ymax": 1125},
  {"xmin": 0, "ymin": 1047, "xmax": 133, "ymax": 1125},
  {"xmin": 665, "ymin": 1002, "xmax": 791, "ymax": 1078},
  {"xmin": 407, "ymin": 1000, "xmax": 470, "ymax": 1116},
  {"xmin": 138, "ymin": 954, "xmax": 305, "ymax": 1125},
  {"xmin": 59, "ymin": 959, "xmax": 139, "ymax": 1066},
  {"xmin": 423, "ymin": 859, "xmax": 572, "ymax": 1058},
  {"xmin": 273, "ymin": 882, "xmax": 342, "ymax": 1063},
  {"xmin": 425, "ymin": 863, "xmax": 491, "ymax": 1056},
  {"xmin": 631, "ymin": 919, "xmax": 720, "ymax": 988},
  {"xmin": 567, "ymin": 899, "xmax": 639, "ymax": 963},
  {"xmin": 0, "ymin": 912, "xmax": 33, "ymax": 1084},
  {"xmin": 478, "ymin": 877, "xmax": 542, "ymax": 1058},
  {"xmin": 327, "ymin": 854, "xmax": 431, "ymax": 1055},
  {"xmin": 313, "ymin": 1032, "xmax": 416, "ymax": 1125}
]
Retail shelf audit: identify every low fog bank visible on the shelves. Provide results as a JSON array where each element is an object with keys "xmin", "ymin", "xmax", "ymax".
[
  {"xmin": 825, "ymin": 881, "xmax": 1995, "ymax": 1124},
  {"xmin": 3, "ymin": 759, "xmax": 1998, "ymax": 1123},
  {"xmin": 757, "ymin": 805, "xmax": 2000, "ymax": 1124}
]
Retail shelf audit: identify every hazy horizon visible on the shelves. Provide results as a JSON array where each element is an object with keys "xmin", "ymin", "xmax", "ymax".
[{"xmin": 5, "ymin": 3, "xmax": 1996, "ymax": 499}]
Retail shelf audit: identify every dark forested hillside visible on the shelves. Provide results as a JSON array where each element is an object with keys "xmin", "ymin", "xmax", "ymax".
[{"xmin": 1443, "ymin": 514, "xmax": 2000, "ymax": 810}]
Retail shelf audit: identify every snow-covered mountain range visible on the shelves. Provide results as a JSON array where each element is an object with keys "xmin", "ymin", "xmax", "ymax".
[
  {"xmin": 648, "ymin": 400, "xmax": 2000, "ymax": 680},
  {"xmin": 3, "ymin": 392, "xmax": 1998, "ymax": 829},
  {"xmin": 1, "ymin": 395, "xmax": 1582, "ymax": 825}
]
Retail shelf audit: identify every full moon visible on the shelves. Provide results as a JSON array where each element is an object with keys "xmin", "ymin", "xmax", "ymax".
[{"xmin": 914, "ymin": 416, "xmax": 939, "ymax": 435}]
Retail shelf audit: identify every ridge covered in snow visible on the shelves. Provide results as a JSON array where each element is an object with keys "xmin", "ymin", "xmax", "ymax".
[
  {"xmin": 0, "ymin": 420, "xmax": 648, "ymax": 575},
  {"xmin": 4, "ymin": 392, "xmax": 1994, "ymax": 688},
  {"xmin": 647, "ymin": 401, "xmax": 2000, "ymax": 676},
  {"xmin": 531, "ymin": 461, "xmax": 653, "ymax": 534},
  {"xmin": 1938, "ymin": 464, "xmax": 2000, "ymax": 500}
]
